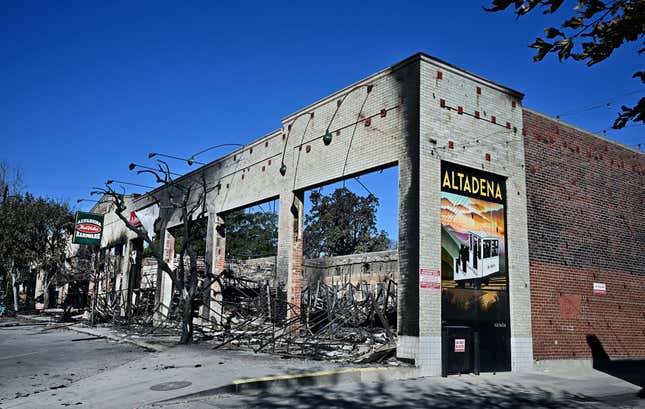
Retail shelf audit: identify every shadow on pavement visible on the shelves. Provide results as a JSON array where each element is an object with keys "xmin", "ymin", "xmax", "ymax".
[
  {"xmin": 587, "ymin": 334, "xmax": 645, "ymax": 398},
  {"xmin": 223, "ymin": 378, "xmax": 597, "ymax": 409}
]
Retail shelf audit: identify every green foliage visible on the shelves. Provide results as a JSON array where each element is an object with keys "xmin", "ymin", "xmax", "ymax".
[
  {"xmin": 224, "ymin": 209, "xmax": 278, "ymax": 259},
  {"xmin": 304, "ymin": 188, "xmax": 392, "ymax": 258},
  {"xmin": 486, "ymin": 0, "xmax": 644, "ymax": 128},
  {"xmin": 0, "ymin": 194, "xmax": 40, "ymax": 279},
  {"xmin": 0, "ymin": 193, "xmax": 74, "ymax": 285},
  {"xmin": 141, "ymin": 235, "xmax": 161, "ymax": 258},
  {"xmin": 35, "ymin": 199, "xmax": 75, "ymax": 286},
  {"xmin": 169, "ymin": 218, "xmax": 208, "ymax": 257}
]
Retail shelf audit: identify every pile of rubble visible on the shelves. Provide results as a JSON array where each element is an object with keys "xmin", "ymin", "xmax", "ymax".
[
  {"xmin": 204, "ymin": 268, "xmax": 398, "ymax": 363},
  {"xmin": 86, "ymin": 252, "xmax": 400, "ymax": 364}
]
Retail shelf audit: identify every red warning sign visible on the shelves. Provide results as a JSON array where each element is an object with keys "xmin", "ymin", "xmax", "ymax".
[
  {"xmin": 420, "ymin": 268, "xmax": 441, "ymax": 291},
  {"xmin": 129, "ymin": 211, "xmax": 142, "ymax": 228},
  {"xmin": 454, "ymin": 338, "xmax": 465, "ymax": 353}
]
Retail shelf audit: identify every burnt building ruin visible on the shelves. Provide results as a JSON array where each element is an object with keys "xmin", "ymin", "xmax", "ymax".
[{"xmin": 86, "ymin": 53, "xmax": 645, "ymax": 375}]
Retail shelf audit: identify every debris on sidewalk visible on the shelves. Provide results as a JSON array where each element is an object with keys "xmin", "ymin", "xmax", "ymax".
[
  {"xmin": 29, "ymin": 252, "xmax": 403, "ymax": 365},
  {"xmin": 202, "ymin": 266, "xmax": 399, "ymax": 363}
]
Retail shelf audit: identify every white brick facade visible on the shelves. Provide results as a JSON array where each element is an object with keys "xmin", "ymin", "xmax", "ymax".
[{"xmin": 129, "ymin": 53, "xmax": 533, "ymax": 374}]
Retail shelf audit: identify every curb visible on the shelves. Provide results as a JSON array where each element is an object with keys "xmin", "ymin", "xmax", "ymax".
[
  {"xmin": 156, "ymin": 366, "xmax": 418, "ymax": 405},
  {"xmin": 15, "ymin": 314, "xmax": 56, "ymax": 323},
  {"xmin": 0, "ymin": 322, "xmax": 50, "ymax": 327},
  {"xmin": 15, "ymin": 314, "xmax": 166, "ymax": 352},
  {"xmin": 67, "ymin": 325, "xmax": 167, "ymax": 352}
]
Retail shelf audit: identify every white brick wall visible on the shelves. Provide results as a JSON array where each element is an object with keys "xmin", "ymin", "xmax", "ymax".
[
  {"xmin": 126, "ymin": 53, "xmax": 533, "ymax": 373},
  {"xmin": 419, "ymin": 56, "xmax": 533, "ymax": 373}
]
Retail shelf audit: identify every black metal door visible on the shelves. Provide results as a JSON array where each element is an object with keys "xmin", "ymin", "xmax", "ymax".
[{"xmin": 442, "ymin": 326, "xmax": 473, "ymax": 376}]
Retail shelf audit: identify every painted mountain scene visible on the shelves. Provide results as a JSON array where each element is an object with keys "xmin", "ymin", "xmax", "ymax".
[
  {"xmin": 441, "ymin": 193, "xmax": 504, "ymax": 237},
  {"xmin": 441, "ymin": 191, "xmax": 509, "ymax": 323},
  {"xmin": 441, "ymin": 191, "xmax": 507, "ymax": 289}
]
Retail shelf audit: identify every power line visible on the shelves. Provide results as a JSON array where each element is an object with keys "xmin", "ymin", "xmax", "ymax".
[
  {"xmin": 593, "ymin": 123, "xmax": 644, "ymax": 135},
  {"xmin": 341, "ymin": 88, "xmax": 372, "ymax": 184},
  {"xmin": 352, "ymin": 176, "xmax": 374, "ymax": 197},
  {"xmin": 556, "ymin": 89, "xmax": 642, "ymax": 118}
]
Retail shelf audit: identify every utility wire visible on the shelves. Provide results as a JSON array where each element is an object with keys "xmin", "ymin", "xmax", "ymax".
[
  {"xmin": 352, "ymin": 176, "xmax": 374, "ymax": 197},
  {"xmin": 593, "ymin": 123, "xmax": 644, "ymax": 135},
  {"xmin": 556, "ymin": 89, "xmax": 642, "ymax": 118},
  {"xmin": 291, "ymin": 114, "xmax": 314, "ymax": 191},
  {"xmin": 341, "ymin": 89, "xmax": 371, "ymax": 184}
]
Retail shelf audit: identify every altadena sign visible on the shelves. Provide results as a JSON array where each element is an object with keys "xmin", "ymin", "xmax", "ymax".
[
  {"xmin": 72, "ymin": 211, "xmax": 104, "ymax": 245},
  {"xmin": 441, "ymin": 161, "xmax": 505, "ymax": 204}
]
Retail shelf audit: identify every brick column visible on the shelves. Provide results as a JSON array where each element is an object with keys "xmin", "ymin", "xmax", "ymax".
[
  {"xmin": 505, "ymin": 144, "xmax": 534, "ymax": 371},
  {"xmin": 417, "ymin": 155, "xmax": 443, "ymax": 376},
  {"xmin": 277, "ymin": 191, "xmax": 304, "ymax": 324},
  {"xmin": 290, "ymin": 192, "xmax": 304, "ymax": 324},
  {"xmin": 393, "ymin": 59, "xmax": 422, "ymax": 364}
]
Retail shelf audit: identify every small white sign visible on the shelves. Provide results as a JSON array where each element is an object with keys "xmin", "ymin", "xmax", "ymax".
[
  {"xmin": 454, "ymin": 338, "xmax": 465, "ymax": 353},
  {"xmin": 593, "ymin": 282, "xmax": 606, "ymax": 295}
]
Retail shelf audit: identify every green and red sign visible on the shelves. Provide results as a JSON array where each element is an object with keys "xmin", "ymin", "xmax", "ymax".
[{"xmin": 72, "ymin": 211, "xmax": 104, "ymax": 245}]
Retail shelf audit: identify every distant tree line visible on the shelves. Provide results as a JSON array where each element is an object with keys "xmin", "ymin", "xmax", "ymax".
[
  {"xmin": 304, "ymin": 188, "xmax": 392, "ymax": 258},
  {"xmin": 218, "ymin": 187, "xmax": 393, "ymax": 262},
  {"xmin": 0, "ymin": 161, "xmax": 75, "ymax": 311},
  {"xmin": 224, "ymin": 209, "xmax": 278, "ymax": 259}
]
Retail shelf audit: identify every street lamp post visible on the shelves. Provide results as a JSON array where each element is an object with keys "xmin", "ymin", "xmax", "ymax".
[
  {"xmin": 186, "ymin": 143, "xmax": 243, "ymax": 166},
  {"xmin": 148, "ymin": 144, "xmax": 244, "ymax": 167},
  {"xmin": 128, "ymin": 163, "xmax": 182, "ymax": 176},
  {"xmin": 106, "ymin": 180, "xmax": 154, "ymax": 190},
  {"xmin": 148, "ymin": 152, "xmax": 206, "ymax": 166},
  {"xmin": 76, "ymin": 197, "xmax": 101, "ymax": 326}
]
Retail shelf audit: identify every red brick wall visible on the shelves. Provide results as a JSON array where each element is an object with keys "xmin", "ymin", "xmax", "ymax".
[
  {"xmin": 290, "ymin": 197, "xmax": 304, "ymax": 326},
  {"xmin": 523, "ymin": 109, "xmax": 645, "ymax": 361}
]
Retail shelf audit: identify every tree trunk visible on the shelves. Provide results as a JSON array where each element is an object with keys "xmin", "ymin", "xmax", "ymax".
[
  {"xmin": 43, "ymin": 272, "xmax": 50, "ymax": 310},
  {"xmin": 10, "ymin": 258, "xmax": 18, "ymax": 312},
  {"xmin": 179, "ymin": 295, "xmax": 193, "ymax": 344}
]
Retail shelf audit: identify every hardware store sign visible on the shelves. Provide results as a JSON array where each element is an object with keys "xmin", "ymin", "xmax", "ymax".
[{"xmin": 72, "ymin": 211, "xmax": 104, "ymax": 245}]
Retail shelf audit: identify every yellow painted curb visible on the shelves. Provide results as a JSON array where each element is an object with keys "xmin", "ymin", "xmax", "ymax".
[{"xmin": 233, "ymin": 367, "xmax": 390, "ymax": 385}]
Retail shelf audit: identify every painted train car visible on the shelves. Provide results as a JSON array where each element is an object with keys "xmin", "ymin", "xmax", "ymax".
[{"xmin": 454, "ymin": 231, "xmax": 500, "ymax": 288}]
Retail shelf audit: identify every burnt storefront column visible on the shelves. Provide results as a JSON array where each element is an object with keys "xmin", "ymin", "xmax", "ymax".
[
  {"xmin": 276, "ymin": 190, "xmax": 304, "ymax": 323},
  {"xmin": 207, "ymin": 213, "xmax": 225, "ymax": 325}
]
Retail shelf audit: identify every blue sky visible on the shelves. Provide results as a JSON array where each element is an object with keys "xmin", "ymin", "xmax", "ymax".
[
  {"xmin": 303, "ymin": 166, "xmax": 399, "ymax": 241},
  {"xmin": 1, "ymin": 1, "xmax": 642, "ymax": 240}
]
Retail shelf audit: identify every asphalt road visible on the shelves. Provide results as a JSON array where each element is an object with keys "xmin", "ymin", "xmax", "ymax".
[{"xmin": 0, "ymin": 322, "xmax": 147, "ymax": 406}]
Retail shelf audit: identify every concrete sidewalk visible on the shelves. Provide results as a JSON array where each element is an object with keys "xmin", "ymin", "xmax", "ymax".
[
  {"xmin": 6, "ymin": 338, "xmax": 642, "ymax": 409},
  {"xmin": 152, "ymin": 366, "xmax": 644, "ymax": 409},
  {"xmin": 2, "ymin": 339, "xmax": 396, "ymax": 409}
]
